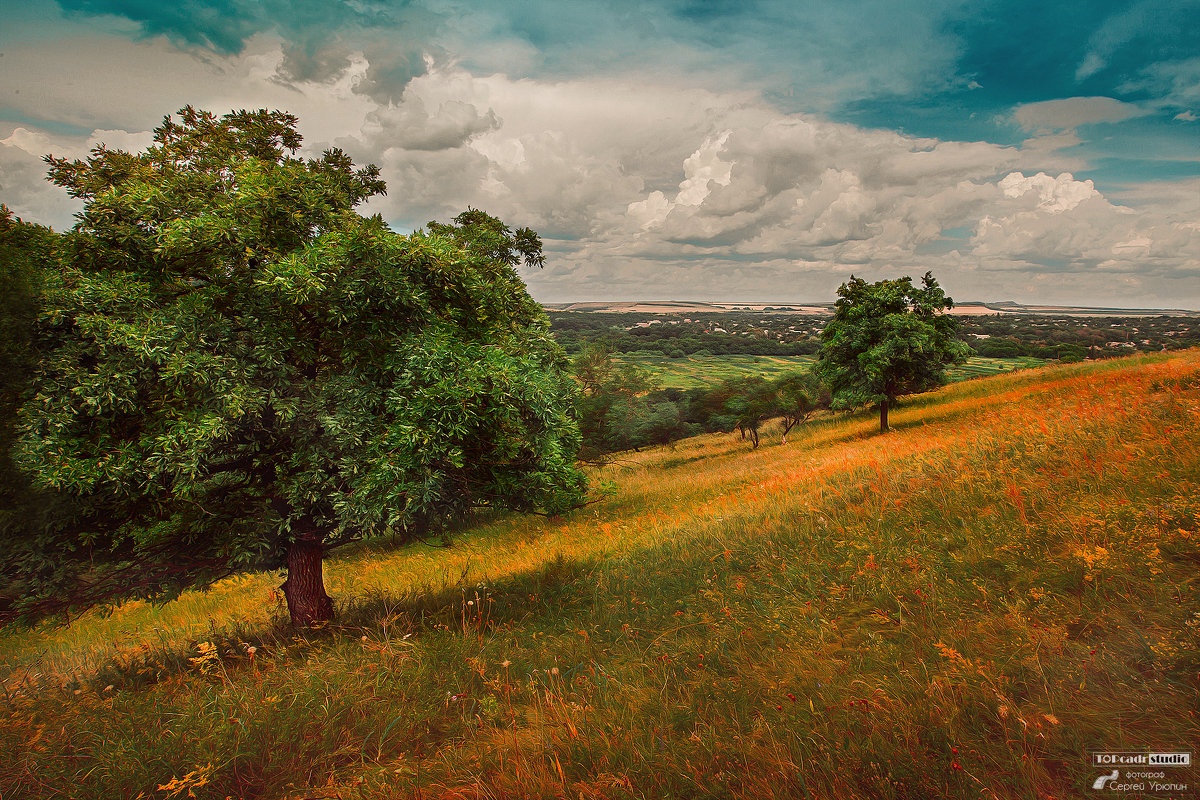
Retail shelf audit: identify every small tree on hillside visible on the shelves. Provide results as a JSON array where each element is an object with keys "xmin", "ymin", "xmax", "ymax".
[
  {"xmin": 724, "ymin": 376, "xmax": 776, "ymax": 449},
  {"xmin": 635, "ymin": 402, "xmax": 690, "ymax": 447},
  {"xmin": 3, "ymin": 107, "xmax": 586, "ymax": 626},
  {"xmin": 571, "ymin": 343, "xmax": 655, "ymax": 458},
  {"xmin": 815, "ymin": 272, "xmax": 969, "ymax": 433},
  {"xmin": 773, "ymin": 371, "xmax": 825, "ymax": 444}
]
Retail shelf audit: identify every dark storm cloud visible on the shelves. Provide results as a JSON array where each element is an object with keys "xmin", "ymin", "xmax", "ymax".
[{"xmin": 54, "ymin": 0, "xmax": 438, "ymax": 96}]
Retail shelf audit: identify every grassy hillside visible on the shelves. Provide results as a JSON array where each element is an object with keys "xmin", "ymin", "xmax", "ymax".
[
  {"xmin": 618, "ymin": 353, "xmax": 1046, "ymax": 389},
  {"xmin": 3, "ymin": 352, "xmax": 1198, "ymax": 799}
]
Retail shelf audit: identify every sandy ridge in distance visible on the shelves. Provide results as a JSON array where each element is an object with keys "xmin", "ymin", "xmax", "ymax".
[{"xmin": 542, "ymin": 301, "xmax": 1198, "ymax": 317}]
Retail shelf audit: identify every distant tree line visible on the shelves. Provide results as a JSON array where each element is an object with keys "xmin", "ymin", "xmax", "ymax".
[
  {"xmin": 549, "ymin": 312, "xmax": 820, "ymax": 357},
  {"xmin": 961, "ymin": 315, "xmax": 1200, "ymax": 358},
  {"xmin": 549, "ymin": 309, "xmax": 1200, "ymax": 363},
  {"xmin": 560, "ymin": 329, "xmax": 818, "ymax": 358},
  {"xmin": 970, "ymin": 339, "xmax": 1088, "ymax": 360}
]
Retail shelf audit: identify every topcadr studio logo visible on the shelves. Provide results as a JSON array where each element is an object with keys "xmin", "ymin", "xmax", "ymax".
[
  {"xmin": 1093, "ymin": 752, "xmax": 1192, "ymax": 767},
  {"xmin": 1089, "ymin": 751, "xmax": 1192, "ymax": 794}
]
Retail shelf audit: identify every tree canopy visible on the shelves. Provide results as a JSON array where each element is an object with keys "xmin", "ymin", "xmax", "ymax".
[
  {"xmin": 723, "ymin": 376, "xmax": 776, "ymax": 449},
  {"xmin": 815, "ymin": 272, "xmax": 969, "ymax": 432},
  {"xmin": 773, "ymin": 371, "xmax": 824, "ymax": 444},
  {"xmin": 570, "ymin": 343, "xmax": 659, "ymax": 458},
  {"xmin": 2, "ymin": 107, "xmax": 586, "ymax": 626}
]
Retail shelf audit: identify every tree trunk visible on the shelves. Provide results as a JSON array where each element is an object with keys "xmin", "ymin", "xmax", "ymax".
[
  {"xmin": 880, "ymin": 398, "xmax": 889, "ymax": 433},
  {"xmin": 282, "ymin": 536, "xmax": 334, "ymax": 627}
]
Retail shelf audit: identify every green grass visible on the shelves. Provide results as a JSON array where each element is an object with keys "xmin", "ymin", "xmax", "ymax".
[
  {"xmin": 617, "ymin": 353, "xmax": 816, "ymax": 388},
  {"xmin": 2, "ymin": 351, "xmax": 1197, "ymax": 799},
  {"xmin": 618, "ymin": 353, "xmax": 1046, "ymax": 389}
]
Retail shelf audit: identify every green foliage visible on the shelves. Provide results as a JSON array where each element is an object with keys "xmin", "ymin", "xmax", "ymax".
[
  {"xmin": 773, "ymin": 371, "xmax": 825, "ymax": 442},
  {"xmin": 0, "ymin": 208, "xmax": 51, "ymax": 491},
  {"xmin": 426, "ymin": 207, "xmax": 546, "ymax": 271},
  {"xmin": 704, "ymin": 372, "xmax": 827, "ymax": 448},
  {"xmin": 637, "ymin": 402, "xmax": 689, "ymax": 447},
  {"xmin": 0, "ymin": 209, "xmax": 61, "ymax": 618},
  {"xmin": 972, "ymin": 338, "xmax": 1026, "ymax": 358},
  {"xmin": 571, "ymin": 344, "xmax": 828, "ymax": 454},
  {"xmin": 571, "ymin": 343, "xmax": 659, "ymax": 457},
  {"xmin": 815, "ymin": 272, "xmax": 969, "ymax": 431},
  {"xmin": 722, "ymin": 376, "xmax": 776, "ymax": 448},
  {"xmin": 3, "ymin": 108, "xmax": 585, "ymax": 622}
]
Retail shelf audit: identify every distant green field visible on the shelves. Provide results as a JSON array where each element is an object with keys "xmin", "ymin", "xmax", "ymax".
[
  {"xmin": 617, "ymin": 353, "xmax": 1047, "ymax": 389},
  {"xmin": 615, "ymin": 354, "xmax": 816, "ymax": 388},
  {"xmin": 946, "ymin": 355, "xmax": 1048, "ymax": 382}
]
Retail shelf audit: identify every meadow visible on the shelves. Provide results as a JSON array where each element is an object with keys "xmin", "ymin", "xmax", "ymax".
[
  {"xmin": 617, "ymin": 353, "xmax": 1046, "ymax": 389},
  {"xmin": 2, "ymin": 351, "xmax": 1198, "ymax": 799}
]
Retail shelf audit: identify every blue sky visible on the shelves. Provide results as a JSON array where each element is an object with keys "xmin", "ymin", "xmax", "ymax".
[{"xmin": 2, "ymin": 0, "xmax": 1199, "ymax": 306}]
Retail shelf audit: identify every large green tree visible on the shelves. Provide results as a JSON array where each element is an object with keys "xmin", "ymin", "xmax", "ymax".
[
  {"xmin": 815, "ymin": 272, "xmax": 969, "ymax": 433},
  {"xmin": 3, "ymin": 107, "xmax": 586, "ymax": 626}
]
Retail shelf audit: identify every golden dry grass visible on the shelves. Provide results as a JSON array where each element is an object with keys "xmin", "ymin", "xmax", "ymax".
[{"xmin": 2, "ymin": 351, "xmax": 1198, "ymax": 799}]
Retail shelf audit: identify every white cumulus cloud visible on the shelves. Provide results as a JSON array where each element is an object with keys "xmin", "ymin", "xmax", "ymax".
[{"xmin": 3, "ymin": 41, "xmax": 1199, "ymax": 307}]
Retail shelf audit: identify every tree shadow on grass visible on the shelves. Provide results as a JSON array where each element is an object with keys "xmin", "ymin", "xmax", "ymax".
[
  {"xmin": 65, "ymin": 549, "xmax": 604, "ymax": 697},
  {"xmin": 45, "ymin": 356, "xmax": 1181, "ymax": 697}
]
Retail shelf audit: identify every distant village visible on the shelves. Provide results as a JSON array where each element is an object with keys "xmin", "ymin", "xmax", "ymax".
[{"xmin": 547, "ymin": 309, "xmax": 1200, "ymax": 360}]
